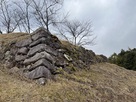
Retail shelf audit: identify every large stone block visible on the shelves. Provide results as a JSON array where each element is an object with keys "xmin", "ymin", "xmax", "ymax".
[
  {"xmin": 15, "ymin": 55, "xmax": 27, "ymax": 62},
  {"xmin": 0, "ymin": 52, "xmax": 4, "ymax": 60},
  {"xmin": 10, "ymin": 47, "xmax": 18, "ymax": 55},
  {"xmin": 32, "ymin": 31, "xmax": 51, "ymax": 41},
  {"xmin": 28, "ymin": 44, "xmax": 57, "ymax": 57},
  {"xmin": 31, "ymin": 27, "xmax": 48, "ymax": 35},
  {"xmin": 24, "ymin": 51, "xmax": 55, "ymax": 65},
  {"xmin": 16, "ymin": 38, "xmax": 32, "ymax": 48},
  {"xmin": 28, "ymin": 59, "xmax": 55, "ymax": 73},
  {"xmin": 24, "ymin": 66, "xmax": 51, "ymax": 79},
  {"xmin": 18, "ymin": 47, "xmax": 28, "ymax": 55},
  {"xmin": 29, "ymin": 37, "xmax": 47, "ymax": 47}
]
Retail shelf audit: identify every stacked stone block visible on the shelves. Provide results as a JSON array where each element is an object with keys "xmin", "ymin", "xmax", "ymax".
[{"xmin": 15, "ymin": 27, "xmax": 67, "ymax": 84}]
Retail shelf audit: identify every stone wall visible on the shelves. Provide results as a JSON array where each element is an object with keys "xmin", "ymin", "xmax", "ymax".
[
  {"xmin": 12, "ymin": 27, "xmax": 70, "ymax": 84},
  {"xmin": 0, "ymin": 27, "xmax": 107, "ymax": 85}
]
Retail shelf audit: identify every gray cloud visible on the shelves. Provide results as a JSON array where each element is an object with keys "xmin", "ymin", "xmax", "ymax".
[{"xmin": 63, "ymin": 0, "xmax": 136, "ymax": 57}]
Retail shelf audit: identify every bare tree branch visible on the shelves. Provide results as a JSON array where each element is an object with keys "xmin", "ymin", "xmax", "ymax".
[
  {"xmin": 0, "ymin": 0, "xmax": 22, "ymax": 33},
  {"xmin": 30, "ymin": 0, "xmax": 64, "ymax": 32},
  {"xmin": 13, "ymin": 0, "xmax": 32, "ymax": 33},
  {"xmin": 57, "ymin": 19, "xmax": 96, "ymax": 46}
]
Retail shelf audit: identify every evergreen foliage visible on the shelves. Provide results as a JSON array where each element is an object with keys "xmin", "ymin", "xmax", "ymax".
[{"xmin": 109, "ymin": 48, "xmax": 136, "ymax": 71}]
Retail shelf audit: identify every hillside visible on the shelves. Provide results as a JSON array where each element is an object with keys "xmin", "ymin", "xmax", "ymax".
[
  {"xmin": 0, "ymin": 63, "xmax": 136, "ymax": 102},
  {"xmin": 0, "ymin": 28, "xmax": 107, "ymax": 83},
  {"xmin": 0, "ymin": 30, "xmax": 136, "ymax": 102}
]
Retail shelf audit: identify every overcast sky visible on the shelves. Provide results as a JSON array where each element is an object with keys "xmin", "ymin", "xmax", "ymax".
[{"xmin": 63, "ymin": 0, "xmax": 136, "ymax": 57}]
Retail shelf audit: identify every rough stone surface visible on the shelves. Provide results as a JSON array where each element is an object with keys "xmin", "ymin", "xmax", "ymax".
[
  {"xmin": 0, "ymin": 52, "xmax": 4, "ymax": 60},
  {"xmin": 18, "ymin": 47, "xmax": 28, "ymax": 55},
  {"xmin": 24, "ymin": 66, "xmax": 51, "ymax": 79},
  {"xmin": 10, "ymin": 47, "xmax": 18, "ymax": 55},
  {"xmin": 32, "ymin": 31, "xmax": 51, "ymax": 41},
  {"xmin": 28, "ymin": 59, "xmax": 55, "ymax": 73},
  {"xmin": 0, "ymin": 45, "xmax": 2, "ymax": 50},
  {"xmin": 15, "ymin": 38, "xmax": 32, "ymax": 48},
  {"xmin": 24, "ymin": 51, "xmax": 54, "ymax": 65},
  {"xmin": 31, "ymin": 27, "xmax": 47, "ymax": 35},
  {"xmin": 15, "ymin": 55, "xmax": 27, "ymax": 62},
  {"xmin": 5, "ymin": 51, "xmax": 12, "ymax": 61},
  {"xmin": 28, "ymin": 44, "xmax": 57, "ymax": 57},
  {"xmin": 29, "ymin": 37, "xmax": 47, "ymax": 47},
  {"xmin": 9, "ymin": 67, "xmax": 20, "ymax": 74}
]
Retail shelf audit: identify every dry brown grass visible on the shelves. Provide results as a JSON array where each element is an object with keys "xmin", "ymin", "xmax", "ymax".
[
  {"xmin": 0, "ymin": 32, "xmax": 30, "ymax": 46},
  {"xmin": 0, "ymin": 33, "xmax": 136, "ymax": 101},
  {"xmin": 60, "ymin": 40, "xmax": 80, "ymax": 51},
  {"xmin": 0, "ymin": 63, "xmax": 136, "ymax": 102}
]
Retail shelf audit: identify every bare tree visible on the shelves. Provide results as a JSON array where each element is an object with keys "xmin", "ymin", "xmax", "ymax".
[
  {"xmin": 14, "ymin": 0, "xmax": 32, "ymax": 33},
  {"xmin": 57, "ymin": 19, "xmax": 96, "ymax": 46},
  {"xmin": 0, "ymin": 0, "xmax": 67, "ymax": 33},
  {"xmin": 0, "ymin": 0, "xmax": 21, "ymax": 33},
  {"xmin": 30, "ymin": 0, "xmax": 64, "ymax": 32}
]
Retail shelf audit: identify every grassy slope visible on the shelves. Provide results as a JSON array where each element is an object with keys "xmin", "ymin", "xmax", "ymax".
[
  {"xmin": 0, "ymin": 33, "xmax": 136, "ymax": 102},
  {"xmin": 0, "ymin": 32, "xmax": 30, "ymax": 46},
  {"xmin": 0, "ymin": 63, "xmax": 136, "ymax": 102}
]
